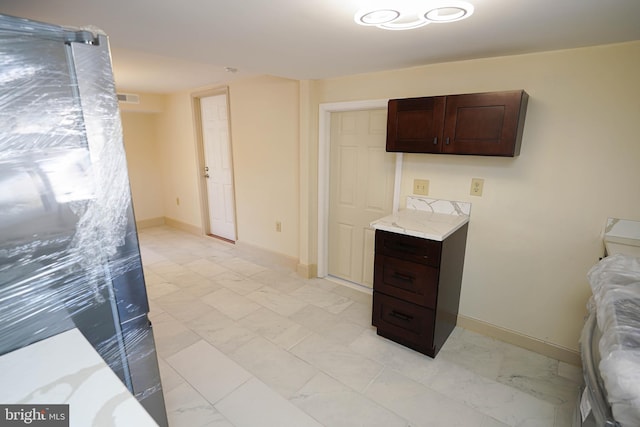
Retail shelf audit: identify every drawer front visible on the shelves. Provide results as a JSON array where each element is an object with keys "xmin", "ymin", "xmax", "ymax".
[
  {"xmin": 376, "ymin": 230, "xmax": 441, "ymax": 267},
  {"xmin": 374, "ymin": 254, "xmax": 438, "ymax": 308},
  {"xmin": 372, "ymin": 292, "xmax": 435, "ymax": 353}
]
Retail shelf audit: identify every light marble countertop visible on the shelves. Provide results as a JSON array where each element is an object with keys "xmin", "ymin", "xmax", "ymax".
[
  {"xmin": 371, "ymin": 196, "xmax": 471, "ymax": 241},
  {"xmin": 0, "ymin": 328, "xmax": 158, "ymax": 427}
]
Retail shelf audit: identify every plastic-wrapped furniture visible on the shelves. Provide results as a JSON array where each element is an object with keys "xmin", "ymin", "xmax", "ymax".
[{"xmin": 578, "ymin": 254, "xmax": 640, "ymax": 427}]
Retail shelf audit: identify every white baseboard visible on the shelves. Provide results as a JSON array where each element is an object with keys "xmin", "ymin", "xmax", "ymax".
[
  {"xmin": 297, "ymin": 263, "xmax": 318, "ymax": 279},
  {"xmin": 456, "ymin": 315, "xmax": 581, "ymax": 366},
  {"xmin": 164, "ymin": 217, "xmax": 202, "ymax": 236},
  {"xmin": 234, "ymin": 241, "xmax": 299, "ymax": 272},
  {"xmin": 136, "ymin": 217, "xmax": 165, "ymax": 229}
]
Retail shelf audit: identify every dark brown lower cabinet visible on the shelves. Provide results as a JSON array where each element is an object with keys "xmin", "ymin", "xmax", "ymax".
[{"xmin": 372, "ymin": 225, "xmax": 468, "ymax": 357}]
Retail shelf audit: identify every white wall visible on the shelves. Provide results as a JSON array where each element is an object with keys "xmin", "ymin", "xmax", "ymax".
[{"xmin": 308, "ymin": 41, "xmax": 640, "ymax": 351}]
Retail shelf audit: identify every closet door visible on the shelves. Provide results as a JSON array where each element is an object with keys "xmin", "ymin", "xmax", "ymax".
[{"xmin": 329, "ymin": 109, "xmax": 395, "ymax": 288}]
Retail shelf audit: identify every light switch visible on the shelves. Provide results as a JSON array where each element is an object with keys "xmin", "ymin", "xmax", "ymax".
[
  {"xmin": 413, "ymin": 179, "xmax": 429, "ymax": 196},
  {"xmin": 470, "ymin": 178, "xmax": 484, "ymax": 196}
]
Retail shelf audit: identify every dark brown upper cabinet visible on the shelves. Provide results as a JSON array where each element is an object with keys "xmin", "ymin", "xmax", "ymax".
[
  {"xmin": 386, "ymin": 90, "xmax": 529, "ymax": 157},
  {"xmin": 386, "ymin": 96, "xmax": 446, "ymax": 153}
]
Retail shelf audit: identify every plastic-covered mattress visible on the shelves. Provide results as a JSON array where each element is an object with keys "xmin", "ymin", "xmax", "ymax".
[{"xmin": 587, "ymin": 254, "xmax": 640, "ymax": 427}]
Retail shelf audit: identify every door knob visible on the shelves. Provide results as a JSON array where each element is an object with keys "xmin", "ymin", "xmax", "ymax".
[{"xmin": 204, "ymin": 174, "xmax": 210, "ymax": 178}]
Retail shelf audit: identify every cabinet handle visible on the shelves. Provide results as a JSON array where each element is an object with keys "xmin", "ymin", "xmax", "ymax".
[
  {"xmin": 433, "ymin": 137, "xmax": 438, "ymax": 145},
  {"xmin": 392, "ymin": 272, "xmax": 414, "ymax": 283},
  {"xmin": 387, "ymin": 242, "xmax": 429, "ymax": 259},
  {"xmin": 388, "ymin": 242, "xmax": 416, "ymax": 252},
  {"xmin": 445, "ymin": 137, "xmax": 450, "ymax": 145},
  {"xmin": 389, "ymin": 310, "xmax": 413, "ymax": 322}
]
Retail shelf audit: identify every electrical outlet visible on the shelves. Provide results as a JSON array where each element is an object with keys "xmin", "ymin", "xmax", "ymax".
[
  {"xmin": 470, "ymin": 178, "xmax": 484, "ymax": 196},
  {"xmin": 413, "ymin": 179, "xmax": 429, "ymax": 196},
  {"xmin": 275, "ymin": 221, "xmax": 282, "ymax": 232}
]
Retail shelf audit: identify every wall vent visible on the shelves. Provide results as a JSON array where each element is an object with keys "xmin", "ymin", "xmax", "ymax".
[{"xmin": 117, "ymin": 93, "xmax": 140, "ymax": 104}]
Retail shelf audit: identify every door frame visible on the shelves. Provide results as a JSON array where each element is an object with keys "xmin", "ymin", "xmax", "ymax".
[
  {"xmin": 192, "ymin": 87, "xmax": 238, "ymax": 240},
  {"xmin": 317, "ymin": 99, "xmax": 403, "ymax": 278}
]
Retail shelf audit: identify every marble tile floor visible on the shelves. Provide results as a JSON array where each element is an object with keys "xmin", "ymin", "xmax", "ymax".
[{"xmin": 140, "ymin": 226, "xmax": 582, "ymax": 427}]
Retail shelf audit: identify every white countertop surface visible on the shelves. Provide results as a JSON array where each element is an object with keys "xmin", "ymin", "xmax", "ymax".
[
  {"xmin": 370, "ymin": 197, "xmax": 470, "ymax": 241},
  {"xmin": 604, "ymin": 241, "xmax": 640, "ymax": 257},
  {"xmin": 0, "ymin": 328, "xmax": 158, "ymax": 427},
  {"xmin": 604, "ymin": 218, "xmax": 640, "ymax": 257}
]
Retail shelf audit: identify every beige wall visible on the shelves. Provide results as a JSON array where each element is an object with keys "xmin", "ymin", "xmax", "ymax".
[
  {"xmin": 119, "ymin": 92, "xmax": 165, "ymax": 113},
  {"xmin": 144, "ymin": 76, "xmax": 301, "ymax": 258},
  {"xmin": 228, "ymin": 76, "xmax": 300, "ymax": 258},
  {"xmin": 155, "ymin": 91, "xmax": 202, "ymax": 228},
  {"xmin": 298, "ymin": 80, "xmax": 319, "ymax": 275},
  {"xmin": 308, "ymin": 41, "xmax": 640, "ymax": 351},
  {"xmin": 121, "ymin": 111, "xmax": 164, "ymax": 221},
  {"xmin": 120, "ymin": 41, "xmax": 640, "ymax": 353}
]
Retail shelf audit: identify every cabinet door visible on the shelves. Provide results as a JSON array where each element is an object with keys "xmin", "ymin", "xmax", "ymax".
[
  {"xmin": 442, "ymin": 90, "xmax": 528, "ymax": 156},
  {"xmin": 386, "ymin": 97, "xmax": 445, "ymax": 153}
]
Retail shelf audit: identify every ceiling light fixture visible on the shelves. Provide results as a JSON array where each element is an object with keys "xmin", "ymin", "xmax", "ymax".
[
  {"xmin": 425, "ymin": 6, "xmax": 470, "ymax": 22},
  {"xmin": 358, "ymin": 9, "xmax": 400, "ymax": 25},
  {"xmin": 379, "ymin": 18, "xmax": 429, "ymax": 31},
  {"xmin": 354, "ymin": 1, "xmax": 474, "ymax": 31}
]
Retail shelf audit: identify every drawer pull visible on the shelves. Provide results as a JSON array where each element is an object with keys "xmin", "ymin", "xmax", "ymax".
[
  {"xmin": 389, "ymin": 310, "xmax": 413, "ymax": 322},
  {"xmin": 389, "ymin": 242, "xmax": 414, "ymax": 251},
  {"xmin": 386, "ymin": 241, "xmax": 430, "ymax": 259},
  {"xmin": 392, "ymin": 272, "xmax": 414, "ymax": 283},
  {"xmin": 387, "ymin": 241, "xmax": 430, "ymax": 259}
]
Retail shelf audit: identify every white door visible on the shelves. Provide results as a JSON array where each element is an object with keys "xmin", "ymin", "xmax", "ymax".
[
  {"xmin": 328, "ymin": 109, "xmax": 395, "ymax": 288},
  {"xmin": 200, "ymin": 94, "xmax": 236, "ymax": 241}
]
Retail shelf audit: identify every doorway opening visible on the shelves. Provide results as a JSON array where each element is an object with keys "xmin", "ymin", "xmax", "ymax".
[{"xmin": 193, "ymin": 88, "xmax": 238, "ymax": 242}]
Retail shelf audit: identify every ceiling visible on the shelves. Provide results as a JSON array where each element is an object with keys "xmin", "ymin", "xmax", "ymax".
[{"xmin": 2, "ymin": 0, "xmax": 640, "ymax": 94}]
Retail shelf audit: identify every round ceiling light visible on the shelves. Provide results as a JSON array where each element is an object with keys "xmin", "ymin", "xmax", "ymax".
[
  {"xmin": 354, "ymin": 1, "xmax": 474, "ymax": 30},
  {"xmin": 425, "ymin": 1, "xmax": 474, "ymax": 23},
  {"xmin": 379, "ymin": 16, "xmax": 429, "ymax": 31},
  {"xmin": 356, "ymin": 9, "xmax": 400, "ymax": 25}
]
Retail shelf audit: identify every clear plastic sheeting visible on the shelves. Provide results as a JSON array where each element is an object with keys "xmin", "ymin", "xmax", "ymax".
[
  {"xmin": 587, "ymin": 254, "xmax": 640, "ymax": 427},
  {"xmin": 0, "ymin": 14, "xmax": 167, "ymax": 425}
]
